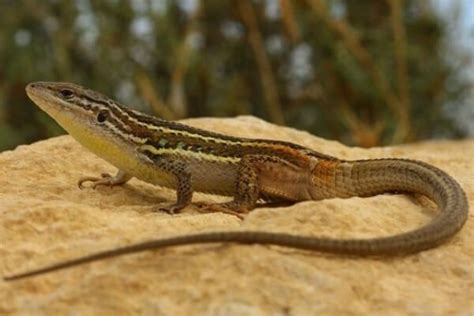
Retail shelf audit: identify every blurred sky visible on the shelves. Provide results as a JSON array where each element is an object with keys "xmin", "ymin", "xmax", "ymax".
[
  {"xmin": 432, "ymin": 0, "xmax": 474, "ymax": 71},
  {"xmin": 431, "ymin": 0, "xmax": 474, "ymax": 135}
]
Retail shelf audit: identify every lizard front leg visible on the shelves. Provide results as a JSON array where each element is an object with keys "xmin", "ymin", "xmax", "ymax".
[
  {"xmin": 155, "ymin": 158, "xmax": 193, "ymax": 214},
  {"xmin": 138, "ymin": 146, "xmax": 193, "ymax": 214},
  {"xmin": 78, "ymin": 170, "xmax": 132, "ymax": 189}
]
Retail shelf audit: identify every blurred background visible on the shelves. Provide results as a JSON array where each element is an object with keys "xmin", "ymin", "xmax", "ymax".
[{"xmin": 0, "ymin": 0, "xmax": 473, "ymax": 151}]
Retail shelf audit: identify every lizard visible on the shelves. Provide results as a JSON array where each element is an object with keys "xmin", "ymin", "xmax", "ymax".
[{"xmin": 3, "ymin": 81, "xmax": 468, "ymax": 280}]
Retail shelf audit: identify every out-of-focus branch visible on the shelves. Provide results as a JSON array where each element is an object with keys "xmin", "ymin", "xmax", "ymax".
[
  {"xmin": 167, "ymin": 0, "xmax": 202, "ymax": 118},
  {"xmin": 135, "ymin": 70, "xmax": 176, "ymax": 120},
  {"xmin": 237, "ymin": 0, "xmax": 285, "ymax": 125},
  {"xmin": 279, "ymin": 0, "xmax": 300, "ymax": 43},
  {"xmin": 388, "ymin": 0, "xmax": 411, "ymax": 142},
  {"xmin": 339, "ymin": 101, "xmax": 384, "ymax": 147},
  {"xmin": 307, "ymin": 0, "xmax": 408, "ymax": 143}
]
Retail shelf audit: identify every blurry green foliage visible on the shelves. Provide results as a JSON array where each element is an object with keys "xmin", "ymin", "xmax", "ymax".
[{"xmin": 0, "ymin": 0, "xmax": 471, "ymax": 151}]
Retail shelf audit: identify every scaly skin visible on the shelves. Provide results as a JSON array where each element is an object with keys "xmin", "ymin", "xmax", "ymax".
[{"xmin": 3, "ymin": 82, "xmax": 469, "ymax": 280}]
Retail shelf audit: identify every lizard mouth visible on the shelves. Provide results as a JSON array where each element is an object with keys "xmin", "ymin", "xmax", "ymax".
[
  {"xmin": 26, "ymin": 82, "xmax": 70, "ymax": 116},
  {"xmin": 25, "ymin": 82, "xmax": 49, "ymax": 99}
]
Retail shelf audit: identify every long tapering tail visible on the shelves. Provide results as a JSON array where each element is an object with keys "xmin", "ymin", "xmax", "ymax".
[{"xmin": 4, "ymin": 159, "xmax": 468, "ymax": 281}]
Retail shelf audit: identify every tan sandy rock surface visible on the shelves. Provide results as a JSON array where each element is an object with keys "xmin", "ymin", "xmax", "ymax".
[{"xmin": 1, "ymin": 116, "xmax": 473, "ymax": 315}]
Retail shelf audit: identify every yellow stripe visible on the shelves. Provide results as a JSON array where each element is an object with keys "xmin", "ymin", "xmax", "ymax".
[
  {"xmin": 139, "ymin": 144, "xmax": 240, "ymax": 163},
  {"xmin": 104, "ymin": 121, "xmax": 147, "ymax": 144}
]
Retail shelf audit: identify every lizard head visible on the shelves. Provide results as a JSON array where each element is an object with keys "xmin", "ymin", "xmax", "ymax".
[
  {"xmin": 26, "ymin": 81, "xmax": 116, "ymax": 130},
  {"xmin": 26, "ymin": 81, "xmax": 147, "ymax": 166}
]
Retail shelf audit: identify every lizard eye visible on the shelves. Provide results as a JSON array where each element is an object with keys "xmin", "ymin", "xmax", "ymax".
[
  {"xmin": 96, "ymin": 110, "xmax": 108, "ymax": 123},
  {"xmin": 59, "ymin": 89, "xmax": 74, "ymax": 99}
]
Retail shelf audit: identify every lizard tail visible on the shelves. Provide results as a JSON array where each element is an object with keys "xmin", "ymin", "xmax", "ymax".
[{"xmin": 307, "ymin": 158, "xmax": 468, "ymax": 253}]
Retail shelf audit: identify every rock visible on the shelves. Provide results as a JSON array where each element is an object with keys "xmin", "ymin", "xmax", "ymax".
[{"xmin": 1, "ymin": 116, "xmax": 473, "ymax": 315}]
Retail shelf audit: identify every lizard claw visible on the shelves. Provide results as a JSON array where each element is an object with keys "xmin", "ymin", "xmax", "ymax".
[{"xmin": 155, "ymin": 203, "xmax": 188, "ymax": 215}]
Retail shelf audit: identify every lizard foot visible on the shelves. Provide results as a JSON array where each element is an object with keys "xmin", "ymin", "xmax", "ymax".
[
  {"xmin": 195, "ymin": 202, "xmax": 248, "ymax": 220},
  {"xmin": 78, "ymin": 173, "xmax": 122, "ymax": 189}
]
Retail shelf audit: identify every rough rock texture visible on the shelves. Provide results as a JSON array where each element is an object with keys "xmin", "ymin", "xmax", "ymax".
[{"xmin": 1, "ymin": 116, "xmax": 473, "ymax": 315}]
